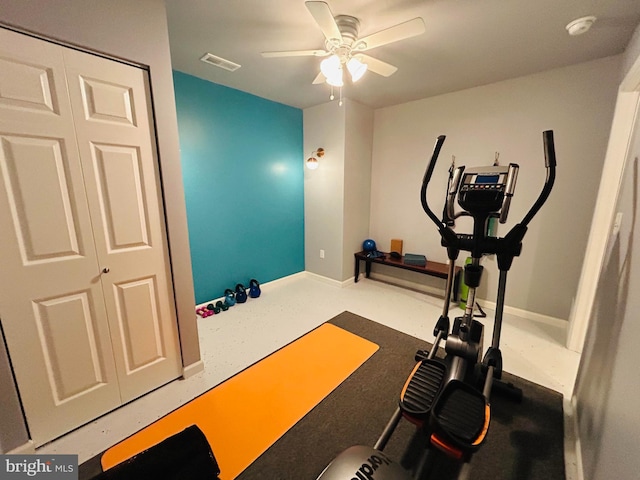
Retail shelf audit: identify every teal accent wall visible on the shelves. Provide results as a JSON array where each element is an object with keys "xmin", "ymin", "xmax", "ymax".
[{"xmin": 173, "ymin": 71, "xmax": 304, "ymax": 304}]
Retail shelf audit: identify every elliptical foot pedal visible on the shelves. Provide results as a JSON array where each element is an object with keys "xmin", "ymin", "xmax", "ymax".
[
  {"xmin": 399, "ymin": 359, "xmax": 446, "ymax": 421},
  {"xmin": 430, "ymin": 380, "xmax": 490, "ymax": 460}
]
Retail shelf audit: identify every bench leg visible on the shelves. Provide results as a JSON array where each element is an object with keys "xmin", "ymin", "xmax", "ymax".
[{"xmin": 354, "ymin": 258, "xmax": 360, "ymax": 282}]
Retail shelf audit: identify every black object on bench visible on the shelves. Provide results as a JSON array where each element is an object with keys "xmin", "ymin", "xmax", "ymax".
[{"xmin": 354, "ymin": 251, "xmax": 462, "ymax": 302}]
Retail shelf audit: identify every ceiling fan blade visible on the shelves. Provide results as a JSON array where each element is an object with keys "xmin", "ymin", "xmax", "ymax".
[
  {"xmin": 312, "ymin": 72, "xmax": 325, "ymax": 84},
  {"xmin": 262, "ymin": 49, "xmax": 329, "ymax": 58},
  {"xmin": 356, "ymin": 18, "xmax": 425, "ymax": 51},
  {"xmin": 305, "ymin": 1, "xmax": 343, "ymax": 43},
  {"xmin": 357, "ymin": 54, "xmax": 398, "ymax": 77}
]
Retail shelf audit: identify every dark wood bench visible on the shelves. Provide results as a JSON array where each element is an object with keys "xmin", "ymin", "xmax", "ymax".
[{"xmin": 354, "ymin": 251, "xmax": 462, "ymax": 301}]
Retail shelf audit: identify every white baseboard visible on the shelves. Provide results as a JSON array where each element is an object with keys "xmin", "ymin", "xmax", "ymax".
[
  {"xmin": 182, "ymin": 359, "xmax": 204, "ymax": 379},
  {"xmin": 227, "ymin": 271, "xmax": 567, "ymax": 329},
  {"xmin": 8, "ymin": 440, "xmax": 35, "ymax": 455},
  {"xmin": 369, "ymin": 271, "xmax": 567, "ymax": 328},
  {"xmin": 262, "ymin": 271, "xmax": 308, "ymax": 289},
  {"xmin": 302, "ymin": 271, "xmax": 345, "ymax": 287},
  {"xmin": 196, "ymin": 271, "xmax": 309, "ymax": 308},
  {"xmin": 563, "ymin": 396, "xmax": 584, "ymax": 480},
  {"xmin": 476, "ymin": 298, "xmax": 567, "ymax": 328}
]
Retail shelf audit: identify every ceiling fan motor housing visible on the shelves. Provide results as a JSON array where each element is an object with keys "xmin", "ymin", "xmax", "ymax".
[{"xmin": 334, "ymin": 15, "xmax": 360, "ymax": 46}]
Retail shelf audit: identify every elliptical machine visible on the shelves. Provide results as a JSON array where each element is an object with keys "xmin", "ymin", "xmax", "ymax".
[{"xmin": 316, "ymin": 130, "xmax": 557, "ymax": 480}]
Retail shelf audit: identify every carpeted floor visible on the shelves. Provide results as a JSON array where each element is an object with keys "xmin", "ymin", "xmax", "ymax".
[
  {"xmin": 80, "ymin": 310, "xmax": 565, "ymax": 480},
  {"xmin": 237, "ymin": 311, "xmax": 565, "ymax": 480}
]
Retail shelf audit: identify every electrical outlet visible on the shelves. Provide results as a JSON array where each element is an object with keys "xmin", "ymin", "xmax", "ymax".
[{"xmin": 320, "ymin": 249, "xmax": 325, "ymax": 259}]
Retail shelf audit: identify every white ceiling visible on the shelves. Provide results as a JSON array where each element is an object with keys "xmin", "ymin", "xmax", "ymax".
[{"xmin": 165, "ymin": 0, "xmax": 640, "ymax": 110}]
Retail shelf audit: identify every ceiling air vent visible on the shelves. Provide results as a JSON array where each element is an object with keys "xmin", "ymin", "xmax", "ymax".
[{"xmin": 199, "ymin": 53, "xmax": 241, "ymax": 72}]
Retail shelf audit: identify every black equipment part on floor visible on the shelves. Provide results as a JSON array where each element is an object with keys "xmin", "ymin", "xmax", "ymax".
[{"xmin": 89, "ymin": 425, "xmax": 220, "ymax": 480}]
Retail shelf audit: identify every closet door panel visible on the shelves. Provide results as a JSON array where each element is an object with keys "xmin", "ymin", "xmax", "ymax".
[
  {"xmin": 113, "ymin": 277, "xmax": 166, "ymax": 371},
  {"xmin": 0, "ymin": 28, "xmax": 121, "ymax": 446},
  {"xmin": 1, "ymin": 136, "xmax": 81, "ymax": 260},
  {"xmin": 91, "ymin": 143, "xmax": 150, "ymax": 250},
  {"xmin": 34, "ymin": 292, "xmax": 109, "ymax": 401},
  {"xmin": 62, "ymin": 48, "xmax": 182, "ymax": 402}
]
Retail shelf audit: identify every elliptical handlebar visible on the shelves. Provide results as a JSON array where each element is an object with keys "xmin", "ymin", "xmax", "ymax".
[
  {"xmin": 421, "ymin": 130, "xmax": 557, "ymax": 241},
  {"xmin": 420, "ymin": 135, "xmax": 448, "ymax": 231},
  {"xmin": 520, "ymin": 130, "xmax": 556, "ymax": 228}
]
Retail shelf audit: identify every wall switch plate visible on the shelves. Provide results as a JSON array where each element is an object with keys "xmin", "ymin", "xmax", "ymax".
[{"xmin": 320, "ymin": 249, "xmax": 325, "ymax": 259}]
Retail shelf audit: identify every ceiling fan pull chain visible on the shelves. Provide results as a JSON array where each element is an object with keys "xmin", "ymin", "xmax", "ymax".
[
  {"xmin": 339, "ymin": 86, "xmax": 343, "ymax": 106},
  {"xmin": 330, "ymin": 84, "xmax": 335, "ymax": 100}
]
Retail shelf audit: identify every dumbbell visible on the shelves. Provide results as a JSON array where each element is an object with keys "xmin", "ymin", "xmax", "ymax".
[{"xmin": 196, "ymin": 306, "xmax": 213, "ymax": 318}]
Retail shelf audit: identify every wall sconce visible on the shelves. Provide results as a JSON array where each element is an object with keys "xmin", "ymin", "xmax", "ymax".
[{"xmin": 306, "ymin": 148, "xmax": 324, "ymax": 170}]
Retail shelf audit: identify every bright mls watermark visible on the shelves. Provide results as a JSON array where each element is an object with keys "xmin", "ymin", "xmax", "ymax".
[{"xmin": 0, "ymin": 455, "xmax": 77, "ymax": 479}]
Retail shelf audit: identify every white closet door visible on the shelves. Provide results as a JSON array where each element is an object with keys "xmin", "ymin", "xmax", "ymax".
[
  {"xmin": 0, "ymin": 29, "xmax": 121, "ymax": 444},
  {"xmin": 0, "ymin": 27, "xmax": 182, "ymax": 446},
  {"xmin": 61, "ymin": 49, "xmax": 182, "ymax": 402}
]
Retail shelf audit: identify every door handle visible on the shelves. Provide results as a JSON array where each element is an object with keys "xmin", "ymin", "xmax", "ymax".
[{"xmin": 102, "ymin": 267, "xmax": 110, "ymax": 274}]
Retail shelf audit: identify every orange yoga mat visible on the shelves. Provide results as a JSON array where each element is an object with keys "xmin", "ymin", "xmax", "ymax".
[{"xmin": 101, "ymin": 323, "xmax": 379, "ymax": 479}]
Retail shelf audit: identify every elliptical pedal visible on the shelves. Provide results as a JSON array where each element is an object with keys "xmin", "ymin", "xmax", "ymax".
[
  {"xmin": 399, "ymin": 359, "xmax": 446, "ymax": 420},
  {"xmin": 430, "ymin": 380, "xmax": 490, "ymax": 459}
]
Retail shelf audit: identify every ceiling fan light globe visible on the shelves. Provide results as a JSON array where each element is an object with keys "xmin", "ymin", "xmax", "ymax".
[
  {"xmin": 326, "ymin": 72, "xmax": 343, "ymax": 87},
  {"xmin": 347, "ymin": 57, "xmax": 367, "ymax": 82},
  {"xmin": 321, "ymin": 56, "xmax": 344, "ymax": 86},
  {"xmin": 320, "ymin": 54, "xmax": 341, "ymax": 78}
]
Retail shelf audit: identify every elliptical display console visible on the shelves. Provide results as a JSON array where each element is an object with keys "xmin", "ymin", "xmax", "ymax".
[{"xmin": 456, "ymin": 165, "xmax": 518, "ymax": 217}]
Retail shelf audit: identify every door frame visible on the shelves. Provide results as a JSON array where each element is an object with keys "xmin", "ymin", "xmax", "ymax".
[{"xmin": 567, "ymin": 54, "xmax": 640, "ymax": 353}]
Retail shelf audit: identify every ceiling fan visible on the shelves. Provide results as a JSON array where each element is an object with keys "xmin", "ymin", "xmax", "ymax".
[{"xmin": 261, "ymin": 1, "xmax": 425, "ymax": 93}]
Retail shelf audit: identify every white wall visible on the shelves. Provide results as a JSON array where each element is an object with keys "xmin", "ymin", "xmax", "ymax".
[
  {"xmin": 304, "ymin": 99, "xmax": 373, "ymax": 282},
  {"xmin": 574, "ymin": 108, "xmax": 640, "ymax": 480},
  {"xmin": 572, "ymin": 23, "xmax": 640, "ymax": 480},
  {"xmin": 622, "ymin": 23, "xmax": 640, "ymax": 79},
  {"xmin": 304, "ymin": 102, "xmax": 346, "ymax": 280},
  {"xmin": 369, "ymin": 56, "xmax": 621, "ymax": 321},
  {"xmin": 343, "ymin": 100, "xmax": 374, "ymax": 280}
]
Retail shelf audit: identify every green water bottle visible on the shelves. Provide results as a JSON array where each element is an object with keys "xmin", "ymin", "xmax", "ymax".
[{"xmin": 459, "ymin": 257, "xmax": 473, "ymax": 310}]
